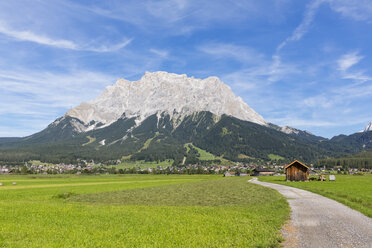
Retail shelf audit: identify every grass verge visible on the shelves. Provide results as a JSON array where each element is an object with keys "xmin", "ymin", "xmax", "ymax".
[{"xmin": 259, "ymin": 174, "xmax": 372, "ymax": 217}]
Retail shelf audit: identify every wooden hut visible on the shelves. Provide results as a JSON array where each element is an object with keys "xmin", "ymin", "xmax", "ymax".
[{"xmin": 285, "ymin": 160, "xmax": 309, "ymax": 181}]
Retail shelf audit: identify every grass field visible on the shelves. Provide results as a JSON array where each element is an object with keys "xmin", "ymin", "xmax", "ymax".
[
  {"xmin": 184, "ymin": 143, "xmax": 233, "ymax": 165},
  {"xmin": 184, "ymin": 143, "xmax": 217, "ymax": 160},
  {"xmin": 116, "ymin": 159, "xmax": 174, "ymax": 169},
  {"xmin": 0, "ymin": 174, "xmax": 289, "ymax": 247},
  {"xmin": 267, "ymin": 154, "xmax": 284, "ymax": 161},
  {"xmin": 259, "ymin": 174, "xmax": 372, "ymax": 218}
]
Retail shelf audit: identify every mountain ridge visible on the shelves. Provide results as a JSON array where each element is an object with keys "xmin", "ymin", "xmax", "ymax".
[
  {"xmin": 65, "ymin": 71, "xmax": 267, "ymax": 132},
  {"xmin": 1, "ymin": 71, "xmax": 371, "ymax": 166}
]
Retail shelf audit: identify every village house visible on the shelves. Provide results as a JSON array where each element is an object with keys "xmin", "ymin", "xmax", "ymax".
[
  {"xmin": 224, "ymin": 171, "xmax": 236, "ymax": 177},
  {"xmin": 285, "ymin": 160, "xmax": 309, "ymax": 181},
  {"xmin": 0, "ymin": 167, "xmax": 9, "ymax": 174}
]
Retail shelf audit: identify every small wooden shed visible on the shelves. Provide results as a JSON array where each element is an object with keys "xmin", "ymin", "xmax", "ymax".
[{"xmin": 285, "ymin": 160, "xmax": 309, "ymax": 181}]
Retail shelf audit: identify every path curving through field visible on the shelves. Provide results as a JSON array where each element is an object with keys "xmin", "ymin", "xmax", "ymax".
[{"xmin": 249, "ymin": 177, "xmax": 372, "ymax": 248}]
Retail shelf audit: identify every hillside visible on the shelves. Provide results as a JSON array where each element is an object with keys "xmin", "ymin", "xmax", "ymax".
[{"xmin": 0, "ymin": 111, "xmax": 365, "ymax": 165}]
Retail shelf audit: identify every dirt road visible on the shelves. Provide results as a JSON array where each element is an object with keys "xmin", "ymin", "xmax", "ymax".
[{"xmin": 249, "ymin": 178, "xmax": 372, "ymax": 248}]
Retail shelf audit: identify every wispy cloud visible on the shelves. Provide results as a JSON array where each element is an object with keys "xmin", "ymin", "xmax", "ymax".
[
  {"xmin": 336, "ymin": 51, "xmax": 372, "ymax": 84},
  {"xmin": 268, "ymin": 116, "xmax": 371, "ymax": 128},
  {"xmin": 198, "ymin": 42, "xmax": 299, "ymax": 98},
  {"xmin": 342, "ymin": 72, "xmax": 372, "ymax": 83},
  {"xmin": 76, "ymin": 0, "xmax": 281, "ymax": 36},
  {"xmin": 198, "ymin": 42, "xmax": 264, "ymax": 64},
  {"xmin": 277, "ymin": 0, "xmax": 372, "ymax": 52},
  {"xmin": 303, "ymin": 95, "xmax": 334, "ymax": 108},
  {"xmin": 221, "ymin": 55, "xmax": 299, "ymax": 89},
  {"xmin": 328, "ymin": 0, "xmax": 372, "ymax": 23},
  {"xmin": 0, "ymin": 67, "xmax": 119, "ymax": 136},
  {"xmin": 149, "ymin": 48, "xmax": 169, "ymax": 58},
  {"xmin": 0, "ymin": 69, "xmax": 116, "ymax": 112},
  {"xmin": 337, "ymin": 51, "xmax": 363, "ymax": 71},
  {"xmin": 0, "ymin": 22, "xmax": 132, "ymax": 52},
  {"xmin": 277, "ymin": 0, "xmax": 325, "ymax": 51},
  {"xmin": 0, "ymin": 22, "xmax": 77, "ymax": 49}
]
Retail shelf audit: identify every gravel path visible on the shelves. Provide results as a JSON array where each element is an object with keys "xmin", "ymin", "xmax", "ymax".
[{"xmin": 249, "ymin": 178, "xmax": 372, "ymax": 248}]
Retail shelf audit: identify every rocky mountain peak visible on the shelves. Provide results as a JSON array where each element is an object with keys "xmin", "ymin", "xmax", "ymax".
[{"xmin": 65, "ymin": 71, "xmax": 267, "ymax": 131}]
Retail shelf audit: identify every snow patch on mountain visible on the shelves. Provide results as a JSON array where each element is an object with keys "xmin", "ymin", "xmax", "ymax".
[
  {"xmin": 66, "ymin": 71, "xmax": 267, "ymax": 131},
  {"xmin": 363, "ymin": 121, "xmax": 372, "ymax": 132}
]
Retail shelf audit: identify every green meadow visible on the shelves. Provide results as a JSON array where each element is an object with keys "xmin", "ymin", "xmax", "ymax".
[
  {"xmin": 0, "ymin": 175, "xmax": 289, "ymax": 248},
  {"xmin": 259, "ymin": 174, "xmax": 372, "ymax": 218},
  {"xmin": 116, "ymin": 159, "xmax": 174, "ymax": 169}
]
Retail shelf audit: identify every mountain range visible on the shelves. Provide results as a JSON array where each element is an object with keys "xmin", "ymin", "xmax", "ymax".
[{"xmin": 1, "ymin": 71, "xmax": 372, "ymax": 165}]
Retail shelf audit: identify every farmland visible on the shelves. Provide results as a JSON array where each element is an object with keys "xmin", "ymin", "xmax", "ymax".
[
  {"xmin": 259, "ymin": 174, "xmax": 372, "ymax": 218},
  {"xmin": 0, "ymin": 175, "xmax": 289, "ymax": 247}
]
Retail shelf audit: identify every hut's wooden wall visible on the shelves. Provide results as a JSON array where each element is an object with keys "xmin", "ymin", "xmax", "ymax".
[{"xmin": 286, "ymin": 163, "xmax": 308, "ymax": 181}]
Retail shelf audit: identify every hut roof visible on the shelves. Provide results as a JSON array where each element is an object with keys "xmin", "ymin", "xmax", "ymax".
[{"xmin": 284, "ymin": 160, "xmax": 309, "ymax": 169}]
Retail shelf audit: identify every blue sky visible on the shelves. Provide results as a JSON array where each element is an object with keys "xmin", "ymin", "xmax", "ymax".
[{"xmin": 0, "ymin": 0, "xmax": 372, "ymax": 138}]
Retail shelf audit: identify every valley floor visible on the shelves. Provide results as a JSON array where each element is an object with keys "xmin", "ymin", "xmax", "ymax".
[{"xmin": 0, "ymin": 174, "xmax": 289, "ymax": 247}]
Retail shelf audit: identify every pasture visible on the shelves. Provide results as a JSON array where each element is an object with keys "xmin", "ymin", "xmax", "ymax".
[
  {"xmin": 0, "ymin": 175, "xmax": 289, "ymax": 247},
  {"xmin": 259, "ymin": 174, "xmax": 372, "ymax": 218}
]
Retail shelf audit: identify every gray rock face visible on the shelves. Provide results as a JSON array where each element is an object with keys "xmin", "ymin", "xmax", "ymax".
[{"xmin": 65, "ymin": 71, "xmax": 267, "ymax": 131}]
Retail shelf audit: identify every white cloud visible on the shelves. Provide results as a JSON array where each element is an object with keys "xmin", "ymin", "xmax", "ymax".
[
  {"xmin": 336, "ymin": 52, "xmax": 372, "ymax": 84},
  {"xmin": 328, "ymin": 0, "xmax": 372, "ymax": 22},
  {"xmin": 342, "ymin": 72, "xmax": 372, "ymax": 83},
  {"xmin": 268, "ymin": 116, "xmax": 370, "ymax": 128},
  {"xmin": 337, "ymin": 52, "xmax": 363, "ymax": 71},
  {"xmin": 79, "ymin": 0, "xmax": 281, "ymax": 36},
  {"xmin": 149, "ymin": 48, "xmax": 169, "ymax": 58},
  {"xmin": 268, "ymin": 117, "xmax": 336, "ymax": 127},
  {"xmin": 0, "ymin": 22, "xmax": 77, "ymax": 49},
  {"xmin": 277, "ymin": 0, "xmax": 372, "ymax": 52},
  {"xmin": 86, "ymin": 39, "xmax": 133, "ymax": 53},
  {"xmin": 197, "ymin": 42, "xmax": 300, "ymax": 96},
  {"xmin": 303, "ymin": 95, "xmax": 334, "ymax": 108},
  {"xmin": 0, "ymin": 69, "xmax": 116, "ymax": 113},
  {"xmin": 0, "ymin": 68, "xmax": 119, "ymax": 136},
  {"xmin": 277, "ymin": 0, "xmax": 325, "ymax": 51},
  {"xmin": 198, "ymin": 42, "xmax": 264, "ymax": 64},
  {"xmin": 0, "ymin": 22, "xmax": 132, "ymax": 52}
]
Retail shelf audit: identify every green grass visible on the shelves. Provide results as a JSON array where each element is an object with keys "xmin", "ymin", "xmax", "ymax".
[
  {"xmin": 185, "ymin": 143, "xmax": 216, "ymax": 160},
  {"xmin": 116, "ymin": 159, "xmax": 174, "ymax": 168},
  {"xmin": 184, "ymin": 143, "xmax": 234, "ymax": 165},
  {"xmin": 138, "ymin": 132, "xmax": 159, "ymax": 152},
  {"xmin": 0, "ymin": 175, "xmax": 289, "ymax": 247},
  {"xmin": 82, "ymin": 136, "xmax": 96, "ymax": 146},
  {"xmin": 238, "ymin": 154, "xmax": 254, "ymax": 159},
  {"xmin": 221, "ymin": 127, "xmax": 232, "ymax": 136},
  {"xmin": 268, "ymin": 154, "xmax": 284, "ymax": 161},
  {"xmin": 259, "ymin": 174, "xmax": 372, "ymax": 218}
]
